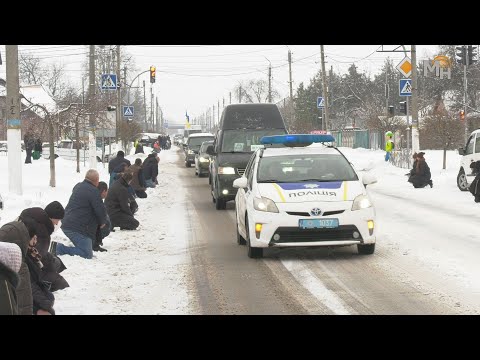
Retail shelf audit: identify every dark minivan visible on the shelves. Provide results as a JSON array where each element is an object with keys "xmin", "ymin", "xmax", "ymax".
[{"xmin": 207, "ymin": 103, "xmax": 287, "ymax": 210}]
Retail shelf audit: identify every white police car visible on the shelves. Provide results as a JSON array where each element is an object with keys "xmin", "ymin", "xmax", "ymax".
[{"xmin": 233, "ymin": 134, "xmax": 377, "ymax": 258}]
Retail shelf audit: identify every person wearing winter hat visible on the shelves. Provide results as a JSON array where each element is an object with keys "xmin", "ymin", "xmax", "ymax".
[
  {"xmin": 0, "ymin": 219, "xmax": 36, "ymax": 314},
  {"xmin": 408, "ymin": 152, "xmax": 433, "ymax": 188},
  {"xmin": 0, "ymin": 242, "xmax": 22, "ymax": 315},
  {"xmin": 385, "ymin": 131, "xmax": 394, "ymax": 162},
  {"xmin": 19, "ymin": 202, "xmax": 69, "ymax": 292}
]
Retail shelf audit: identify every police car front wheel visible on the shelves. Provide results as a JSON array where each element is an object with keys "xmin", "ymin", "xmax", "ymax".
[{"xmin": 357, "ymin": 243, "xmax": 375, "ymax": 255}]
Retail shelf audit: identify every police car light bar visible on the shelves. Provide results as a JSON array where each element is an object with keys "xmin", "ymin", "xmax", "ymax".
[{"xmin": 260, "ymin": 134, "xmax": 335, "ymax": 146}]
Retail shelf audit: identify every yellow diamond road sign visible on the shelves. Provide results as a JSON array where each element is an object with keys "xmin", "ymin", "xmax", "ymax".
[{"xmin": 396, "ymin": 56, "xmax": 412, "ymax": 78}]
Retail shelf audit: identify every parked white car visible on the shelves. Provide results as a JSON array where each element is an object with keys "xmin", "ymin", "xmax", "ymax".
[
  {"xmin": 233, "ymin": 134, "xmax": 377, "ymax": 258},
  {"xmin": 42, "ymin": 140, "xmax": 109, "ymax": 162},
  {"xmin": 457, "ymin": 128, "xmax": 480, "ymax": 191}
]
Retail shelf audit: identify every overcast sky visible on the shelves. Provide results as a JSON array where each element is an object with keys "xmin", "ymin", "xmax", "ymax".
[{"xmin": 0, "ymin": 45, "xmax": 440, "ymax": 125}]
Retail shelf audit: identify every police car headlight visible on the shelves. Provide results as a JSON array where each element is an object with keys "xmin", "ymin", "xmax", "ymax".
[
  {"xmin": 188, "ymin": 150, "xmax": 194, "ymax": 155},
  {"xmin": 254, "ymin": 197, "xmax": 279, "ymax": 213},
  {"xmin": 351, "ymin": 194, "xmax": 372, "ymax": 211},
  {"xmin": 218, "ymin": 166, "xmax": 235, "ymax": 175},
  {"xmin": 199, "ymin": 156, "xmax": 209, "ymax": 163}
]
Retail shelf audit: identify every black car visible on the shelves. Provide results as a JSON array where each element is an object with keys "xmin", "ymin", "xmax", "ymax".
[
  {"xmin": 208, "ymin": 104, "xmax": 287, "ymax": 210},
  {"xmin": 184, "ymin": 133, "xmax": 215, "ymax": 167},
  {"xmin": 194, "ymin": 140, "xmax": 214, "ymax": 177}
]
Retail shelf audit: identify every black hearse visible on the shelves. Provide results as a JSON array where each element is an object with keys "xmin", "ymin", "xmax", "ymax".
[{"xmin": 207, "ymin": 104, "xmax": 287, "ymax": 210}]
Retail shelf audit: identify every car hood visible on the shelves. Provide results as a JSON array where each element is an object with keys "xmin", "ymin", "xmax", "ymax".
[{"xmin": 257, "ymin": 181, "xmax": 365, "ymax": 203}]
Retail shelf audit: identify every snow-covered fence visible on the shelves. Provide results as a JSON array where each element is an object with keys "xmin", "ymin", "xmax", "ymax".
[{"xmin": 391, "ymin": 148, "xmax": 413, "ymax": 169}]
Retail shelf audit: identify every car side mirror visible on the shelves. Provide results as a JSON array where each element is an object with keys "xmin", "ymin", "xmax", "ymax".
[
  {"xmin": 233, "ymin": 177, "xmax": 248, "ymax": 189},
  {"xmin": 206, "ymin": 144, "xmax": 215, "ymax": 156},
  {"xmin": 458, "ymin": 147, "xmax": 465, "ymax": 156},
  {"xmin": 362, "ymin": 173, "xmax": 377, "ymax": 187}
]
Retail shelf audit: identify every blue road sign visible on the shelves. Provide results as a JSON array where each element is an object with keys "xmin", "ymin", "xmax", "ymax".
[
  {"xmin": 101, "ymin": 74, "xmax": 117, "ymax": 90},
  {"xmin": 399, "ymin": 79, "xmax": 412, "ymax": 96},
  {"xmin": 317, "ymin": 97, "xmax": 325, "ymax": 109},
  {"xmin": 123, "ymin": 106, "xmax": 134, "ymax": 117}
]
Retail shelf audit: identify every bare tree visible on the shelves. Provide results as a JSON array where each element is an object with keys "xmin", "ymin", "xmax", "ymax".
[
  {"xmin": 233, "ymin": 79, "xmax": 280, "ymax": 104},
  {"xmin": 19, "ymin": 54, "xmax": 45, "ymax": 85},
  {"xmin": 118, "ymin": 120, "xmax": 142, "ymax": 153},
  {"xmin": 419, "ymin": 102, "xmax": 464, "ymax": 169}
]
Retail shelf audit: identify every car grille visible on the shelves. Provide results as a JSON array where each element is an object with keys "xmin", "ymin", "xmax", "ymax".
[
  {"xmin": 285, "ymin": 210, "xmax": 345, "ymax": 217},
  {"xmin": 237, "ymin": 168, "xmax": 246, "ymax": 176},
  {"xmin": 270, "ymin": 225, "xmax": 362, "ymax": 243}
]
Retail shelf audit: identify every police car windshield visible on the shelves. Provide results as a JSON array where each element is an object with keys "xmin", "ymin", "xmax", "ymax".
[
  {"xmin": 221, "ymin": 129, "xmax": 286, "ymax": 153},
  {"xmin": 257, "ymin": 154, "xmax": 358, "ymax": 183}
]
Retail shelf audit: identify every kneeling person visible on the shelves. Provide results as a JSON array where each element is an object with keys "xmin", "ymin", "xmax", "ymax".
[{"xmin": 105, "ymin": 170, "xmax": 140, "ymax": 230}]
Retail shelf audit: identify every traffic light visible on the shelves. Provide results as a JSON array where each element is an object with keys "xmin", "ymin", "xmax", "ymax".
[
  {"xmin": 150, "ymin": 66, "xmax": 156, "ymax": 83},
  {"xmin": 468, "ymin": 45, "xmax": 477, "ymax": 65},
  {"xmin": 456, "ymin": 45, "xmax": 467, "ymax": 65},
  {"xmin": 107, "ymin": 105, "xmax": 116, "ymax": 111},
  {"xmin": 399, "ymin": 101, "xmax": 407, "ymax": 115},
  {"xmin": 460, "ymin": 110, "xmax": 465, "ymax": 121}
]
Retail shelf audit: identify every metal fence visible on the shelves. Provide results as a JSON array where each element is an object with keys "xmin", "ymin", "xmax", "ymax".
[{"xmin": 330, "ymin": 129, "xmax": 412, "ymax": 170}]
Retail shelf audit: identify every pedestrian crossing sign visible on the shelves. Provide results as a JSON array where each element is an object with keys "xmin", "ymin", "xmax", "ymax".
[
  {"xmin": 399, "ymin": 79, "xmax": 412, "ymax": 96},
  {"xmin": 101, "ymin": 74, "xmax": 117, "ymax": 90},
  {"xmin": 123, "ymin": 106, "xmax": 134, "ymax": 117}
]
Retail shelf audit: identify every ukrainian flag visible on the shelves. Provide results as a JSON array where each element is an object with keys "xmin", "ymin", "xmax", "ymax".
[{"xmin": 185, "ymin": 111, "xmax": 191, "ymax": 129}]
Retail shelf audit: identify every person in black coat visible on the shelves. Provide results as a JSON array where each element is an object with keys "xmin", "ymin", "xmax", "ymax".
[
  {"xmin": 55, "ymin": 169, "xmax": 107, "ymax": 259},
  {"xmin": 19, "ymin": 201, "xmax": 69, "ymax": 292},
  {"xmin": 0, "ymin": 242, "xmax": 22, "ymax": 315},
  {"xmin": 25, "ymin": 234, "xmax": 55, "ymax": 315},
  {"xmin": 143, "ymin": 153, "xmax": 159, "ymax": 188},
  {"xmin": 24, "ymin": 133, "xmax": 35, "ymax": 164},
  {"xmin": 0, "ymin": 220, "xmax": 35, "ymax": 315},
  {"xmin": 93, "ymin": 181, "xmax": 110, "ymax": 252},
  {"xmin": 105, "ymin": 170, "xmax": 140, "ymax": 230},
  {"xmin": 108, "ymin": 150, "xmax": 131, "ymax": 174},
  {"xmin": 408, "ymin": 152, "xmax": 433, "ymax": 188}
]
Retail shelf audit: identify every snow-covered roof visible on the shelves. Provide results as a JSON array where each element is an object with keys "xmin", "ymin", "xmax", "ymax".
[
  {"xmin": 0, "ymin": 81, "xmax": 57, "ymax": 118},
  {"xmin": 20, "ymin": 84, "xmax": 56, "ymax": 114}
]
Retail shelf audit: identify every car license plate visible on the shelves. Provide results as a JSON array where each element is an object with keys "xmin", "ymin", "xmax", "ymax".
[{"xmin": 299, "ymin": 218, "xmax": 339, "ymax": 229}]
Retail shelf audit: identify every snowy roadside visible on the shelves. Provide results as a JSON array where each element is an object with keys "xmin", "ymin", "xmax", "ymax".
[{"xmin": 0, "ymin": 150, "xmax": 195, "ymax": 314}]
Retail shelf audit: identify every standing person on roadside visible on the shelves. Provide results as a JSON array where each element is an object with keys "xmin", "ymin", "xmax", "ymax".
[{"xmin": 385, "ymin": 131, "xmax": 395, "ymax": 162}]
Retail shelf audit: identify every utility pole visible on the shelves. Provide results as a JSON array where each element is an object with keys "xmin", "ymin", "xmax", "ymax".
[
  {"xmin": 150, "ymin": 85, "xmax": 154, "ymax": 132},
  {"xmin": 463, "ymin": 45, "xmax": 469, "ymax": 144},
  {"xmin": 143, "ymin": 80, "xmax": 147, "ymax": 131},
  {"xmin": 288, "ymin": 49, "xmax": 294, "ymax": 129},
  {"xmin": 116, "ymin": 45, "xmax": 121, "ymax": 144},
  {"xmin": 320, "ymin": 45, "xmax": 329, "ymax": 131},
  {"xmin": 288, "ymin": 49, "xmax": 293, "ymax": 99},
  {"xmin": 385, "ymin": 66, "xmax": 389, "ymax": 115},
  {"xmin": 268, "ymin": 64, "xmax": 272, "ymax": 103},
  {"xmin": 213, "ymin": 104, "xmax": 215, "ymax": 126},
  {"xmin": 6, "ymin": 45, "xmax": 22, "ymax": 195},
  {"xmin": 88, "ymin": 45, "xmax": 97, "ymax": 169},
  {"xmin": 411, "ymin": 45, "xmax": 419, "ymax": 153},
  {"xmin": 156, "ymin": 97, "xmax": 159, "ymax": 132},
  {"xmin": 229, "ymin": 92, "xmax": 232, "ymax": 104}
]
